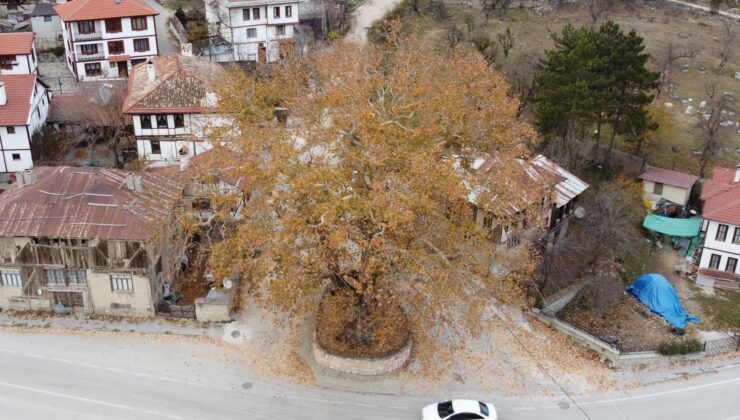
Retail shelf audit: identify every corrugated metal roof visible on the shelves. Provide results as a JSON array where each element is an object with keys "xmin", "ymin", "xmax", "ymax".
[
  {"xmin": 531, "ymin": 154, "xmax": 589, "ymax": 208},
  {"xmin": 0, "ymin": 166, "xmax": 183, "ymax": 241},
  {"xmin": 639, "ymin": 168, "xmax": 698, "ymax": 189}
]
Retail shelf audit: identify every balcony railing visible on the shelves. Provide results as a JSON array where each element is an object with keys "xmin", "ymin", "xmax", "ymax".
[
  {"xmin": 75, "ymin": 51, "xmax": 105, "ymax": 61},
  {"xmin": 74, "ymin": 31, "xmax": 103, "ymax": 41}
]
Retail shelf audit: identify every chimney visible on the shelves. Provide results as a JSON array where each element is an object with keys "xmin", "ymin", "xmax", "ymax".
[
  {"xmin": 0, "ymin": 82, "xmax": 6, "ymax": 106},
  {"xmin": 124, "ymin": 173, "xmax": 143, "ymax": 192},
  {"xmin": 735, "ymin": 164, "xmax": 740, "ymax": 183},
  {"xmin": 15, "ymin": 170, "xmax": 37, "ymax": 188},
  {"xmin": 146, "ymin": 60, "xmax": 155, "ymax": 82}
]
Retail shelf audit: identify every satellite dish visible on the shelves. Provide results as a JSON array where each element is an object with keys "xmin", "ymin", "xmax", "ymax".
[
  {"xmin": 574, "ymin": 206, "xmax": 586, "ymax": 219},
  {"xmin": 222, "ymin": 278, "xmax": 233, "ymax": 290}
]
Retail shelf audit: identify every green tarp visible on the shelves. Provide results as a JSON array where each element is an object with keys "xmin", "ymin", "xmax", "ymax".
[{"xmin": 642, "ymin": 215, "xmax": 701, "ymax": 237}]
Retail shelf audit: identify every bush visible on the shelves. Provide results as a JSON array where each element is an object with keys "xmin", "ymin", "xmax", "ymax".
[
  {"xmin": 52, "ymin": 46, "xmax": 65, "ymax": 57},
  {"xmin": 657, "ymin": 339, "xmax": 702, "ymax": 355}
]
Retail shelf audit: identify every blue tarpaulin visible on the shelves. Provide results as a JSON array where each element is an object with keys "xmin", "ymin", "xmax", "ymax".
[{"xmin": 626, "ymin": 273, "xmax": 700, "ymax": 330}]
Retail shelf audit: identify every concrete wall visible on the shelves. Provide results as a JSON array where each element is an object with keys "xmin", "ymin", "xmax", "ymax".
[
  {"xmin": 7, "ymin": 296, "xmax": 52, "ymax": 312},
  {"xmin": 31, "ymin": 15, "xmax": 63, "ymax": 49},
  {"xmin": 642, "ymin": 180, "xmax": 691, "ymax": 206},
  {"xmin": 531, "ymin": 310, "xmax": 705, "ymax": 368},
  {"xmin": 195, "ymin": 297, "xmax": 231, "ymax": 322},
  {"xmin": 86, "ymin": 271, "xmax": 154, "ymax": 316},
  {"xmin": 312, "ymin": 334, "xmax": 411, "ymax": 376}
]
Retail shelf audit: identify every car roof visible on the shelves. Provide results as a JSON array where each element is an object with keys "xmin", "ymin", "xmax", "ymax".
[{"xmin": 451, "ymin": 400, "xmax": 483, "ymax": 414}]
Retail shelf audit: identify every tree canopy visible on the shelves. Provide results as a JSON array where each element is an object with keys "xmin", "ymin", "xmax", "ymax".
[
  {"xmin": 206, "ymin": 40, "xmax": 539, "ymax": 352},
  {"xmin": 534, "ymin": 22, "xmax": 659, "ymax": 168}
]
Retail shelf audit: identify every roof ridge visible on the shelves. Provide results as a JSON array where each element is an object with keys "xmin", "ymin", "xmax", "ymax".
[{"xmin": 123, "ymin": 57, "xmax": 180, "ymax": 112}]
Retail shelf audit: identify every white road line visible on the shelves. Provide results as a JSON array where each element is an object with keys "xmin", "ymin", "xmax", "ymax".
[
  {"xmin": 145, "ymin": 410, "xmax": 160, "ymax": 415},
  {"xmin": 166, "ymin": 415, "xmax": 182, "ymax": 419},
  {"xmin": 78, "ymin": 362, "xmax": 99, "ymax": 369},
  {"xmin": 106, "ymin": 367, "xmax": 127, "ymax": 374},
  {"xmin": 276, "ymin": 394, "xmax": 347, "ymax": 405},
  {"xmin": 587, "ymin": 377, "xmax": 740, "ymax": 405},
  {"xmin": 0, "ymin": 381, "xmax": 135, "ymax": 411},
  {"xmin": 25, "ymin": 353, "xmax": 46, "ymax": 359},
  {"xmin": 717, "ymin": 363, "xmax": 740, "ymax": 371},
  {"xmin": 157, "ymin": 376, "xmax": 183, "ymax": 383},
  {"xmin": 130, "ymin": 372, "xmax": 154, "ymax": 378},
  {"xmin": 51, "ymin": 358, "xmax": 75, "ymax": 364}
]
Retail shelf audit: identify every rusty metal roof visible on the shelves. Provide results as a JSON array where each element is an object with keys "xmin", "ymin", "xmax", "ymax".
[
  {"xmin": 531, "ymin": 155, "xmax": 590, "ymax": 208},
  {"xmin": 0, "ymin": 166, "xmax": 183, "ymax": 241}
]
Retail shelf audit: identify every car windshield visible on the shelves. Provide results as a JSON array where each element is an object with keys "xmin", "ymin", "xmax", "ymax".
[
  {"xmin": 438, "ymin": 401, "xmax": 454, "ymax": 417},
  {"xmin": 449, "ymin": 414, "xmax": 484, "ymax": 420},
  {"xmin": 479, "ymin": 402, "xmax": 489, "ymax": 416}
]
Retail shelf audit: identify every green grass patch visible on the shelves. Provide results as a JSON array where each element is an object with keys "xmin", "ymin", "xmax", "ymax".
[{"xmin": 697, "ymin": 290, "xmax": 740, "ymax": 330}]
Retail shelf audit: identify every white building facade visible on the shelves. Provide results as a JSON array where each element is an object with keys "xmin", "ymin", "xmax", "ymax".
[
  {"xmin": 55, "ymin": 0, "xmax": 159, "ymax": 81},
  {"xmin": 205, "ymin": 0, "xmax": 299, "ymax": 62},
  {"xmin": 0, "ymin": 75, "xmax": 52, "ymax": 172},
  {"xmin": 0, "ymin": 33, "xmax": 38, "ymax": 75},
  {"xmin": 699, "ymin": 219, "xmax": 740, "ymax": 275},
  {"xmin": 123, "ymin": 55, "xmax": 229, "ymax": 167},
  {"xmin": 29, "ymin": 2, "xmax": 63, "ymax": 50}
]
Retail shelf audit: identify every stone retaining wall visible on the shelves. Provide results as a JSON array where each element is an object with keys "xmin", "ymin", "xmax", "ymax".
[
  {"xmin": 312, "ymin": 334, "xmax": 412, "ymax": 376},
  {"xmin": 532, "ymin": 309, "xmax": 705, "ymax": 368}
]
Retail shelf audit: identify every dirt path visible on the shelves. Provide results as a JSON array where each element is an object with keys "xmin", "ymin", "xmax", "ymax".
[{"xmin": 346, "ymin": 0, "xmax": 403, "ymax": 44}]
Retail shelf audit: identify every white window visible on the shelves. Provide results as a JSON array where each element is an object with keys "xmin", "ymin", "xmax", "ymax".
[
  {"xmin": 1, "ymin": 270, "xmax": 22, "ymax": 287},
  {"xmin": 246, "ymin": 28, "xmax": 257, "ymax": 38},
  {"xmin": 276, "ymin": 25, "xmax": 285, "ymax": 36},
  {"xmin": 68, "ymin": 269, "xmax": 87, "ymax": 285},
  {"xmin": 111, "ymin": 273, "xmax": 133, "ymax": 292},
  {"xmin": 45, "ymin": 268, "xmax": 65, "ymax": 285}
]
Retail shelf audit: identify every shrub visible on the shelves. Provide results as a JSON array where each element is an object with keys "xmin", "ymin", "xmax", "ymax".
[
  {"xmin": 657, "ymin": 339, "xmax": 702, "ymax": 356},
  {"xmin": 52, "ymin": 46, "xmax": 65, "ymax": 57}
]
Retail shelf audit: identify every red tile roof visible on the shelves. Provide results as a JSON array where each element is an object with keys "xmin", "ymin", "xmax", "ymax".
[
  {"xmin": 700, "ymin": 166, "xmax": 740, "ymax": 225},
  {"xmin": 0, "ymin": 75, "xmax": 38, "ymax": 126},
  {"xmin": 123, "ymin": 54, "xmax": 224, "ymax": 114},
  {"xmin": 54, "ymin": 0, "xmax": 158, "ymax": 22},
  {"xmin": 639, "ymin": 167, "xmax": 699, "ymax": 189},
  {"xmin": 0, "ymin": 33, "xmax": 35, "ymax": 55},
  {"xmin": 0, "ymin": 166, "xmax": 183, "ymax": 240}
]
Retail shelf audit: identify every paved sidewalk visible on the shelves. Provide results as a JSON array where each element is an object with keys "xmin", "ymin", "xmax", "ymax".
[{"xmin": 0, "ymin": 311, "xmax": 223, "ymax": 339}]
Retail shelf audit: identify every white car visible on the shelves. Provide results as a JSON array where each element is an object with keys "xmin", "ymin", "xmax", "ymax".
[{"xmin": 421, "ymin": 399, "xmax": 498, "ymax": 420}]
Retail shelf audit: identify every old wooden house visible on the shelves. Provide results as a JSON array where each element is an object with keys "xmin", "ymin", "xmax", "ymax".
[{"xmin": 0, "ymin": 166, "xmax": 185, "ymax": 316}]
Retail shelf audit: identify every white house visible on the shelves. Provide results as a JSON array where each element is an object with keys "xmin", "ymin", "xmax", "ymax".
[
  {"xmin": 122, "ymin": 54, "xmax": 227, "ymax": 166},
  {"xmin": 639, "ymin": 167, "xmax": 698, "ymax": 208},
  {"xmin": 0, "ymin": 75, "xmax": 52, "ymax": 172},
  {"xmin": 205, "ymin": 0, "xmax": 300, "ymax": 63},
  {"xmin": 0, "ymin": 33, "xmax": 38, "ymax": 75},
  {"xmin": 29, "ymin": 2, "xmax": 63, "ymax": 50},
  {"xmin": 54, "ymin": 0, "xmax": 160, "ymax": 81},
  {"xmin": 697, "ymin": 165, "xmax": 740, "ymax": 289}
]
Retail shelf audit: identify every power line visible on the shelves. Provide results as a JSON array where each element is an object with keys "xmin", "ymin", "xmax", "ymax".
[{"xmin": 462, "ymin": 274, "xmax": 594, "ymax": 420}]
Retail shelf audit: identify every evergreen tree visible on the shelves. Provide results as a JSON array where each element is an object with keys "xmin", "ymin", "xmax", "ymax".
[{"xmin": 534, "ymin": 22, "xmax": 659, "ymax": 168}]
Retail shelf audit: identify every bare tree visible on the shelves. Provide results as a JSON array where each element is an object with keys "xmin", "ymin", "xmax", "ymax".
[
  {"xmin": 54, "ymin": 81, "xmax": 132, "ymax": 167},
  {"xmin": 472, "ymin": 35, "xmax": 499, "ymax": 66},
  {"xmin": 587, "ymin": 0, "xmax": 610, "ymax": 28},
  {"xmin": 445, "ymin": 24, "xmax": 464, "ymax": 52},
  {"xmin": 719, "ymin": 21, "xmax": 736, "ymax": 69},
  {"xmin": 709, "ymin": 0, "xmax": 721, "ymax": 15},
  {"xmin": 497, "ymin": 27, "xmax": 514, "ymax": 58},
  {"xmin": 463, "ymin": 13, "xmax": 476, "ymax": 39},
  {"xmin": 654, "ymin": 42, "xmax": 696, "ymax": 98},
  {"xmin": 504, "ymin": 53, "xmax": 540, "ymax": 118},
  {"xmin": 696, "ymin": 100, "xmax": 728, "ymax": 178}
]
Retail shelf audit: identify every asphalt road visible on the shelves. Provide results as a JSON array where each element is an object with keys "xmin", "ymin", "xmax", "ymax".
[{"xmin": 0, "ymin": 330, "xmax": 738, "ymax": 420}]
